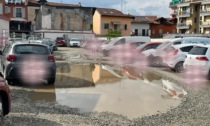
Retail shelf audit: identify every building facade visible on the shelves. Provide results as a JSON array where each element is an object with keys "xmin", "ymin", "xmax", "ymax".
[
  {"xmin": 131, "ymin": 16, "xmax": 151, "ymax": 36},
  {"xmin": 1, "ymin": 0, "xmax": 31, "ymax": 36},
  {"xmin": 34, "ymin": 1, "xmax": 94, "ymax": 31},
  {"xmin": 0, "ymin": 15, "xmax": 9, "ymax": 48},
  {"xmin": 93, "ymin": 8, "xmax": 133, "ymax": 36},
  {"xmin": 170, "ymin": 0, "xmax": 210, "ymax": 34}
]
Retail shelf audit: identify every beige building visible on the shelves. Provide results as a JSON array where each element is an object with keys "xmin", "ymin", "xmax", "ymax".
[
  {"xmin": 172, "ymin": 0, "xmax": 210, "ymax": 34},
  {"xmin": 93, "ymin": 8, "xmax": 133, "ymax": 36}
]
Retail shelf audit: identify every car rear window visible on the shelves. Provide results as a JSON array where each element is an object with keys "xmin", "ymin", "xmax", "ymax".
[
  {"xmin": 188, "ymin": 46, "xmax": 208, "ymax": 55},
  {"xmin": 57, "ymin": 37, "xmax": 64, "ymax": 40},
  {"xmin": 14, "ymin": 45, "xmax": 49, "ymax": 54}
]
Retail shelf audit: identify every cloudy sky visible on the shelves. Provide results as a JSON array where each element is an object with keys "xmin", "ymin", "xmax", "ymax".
[{"xmin": 50, "ymin": 0, "xmax": 171, "ymax": 17}]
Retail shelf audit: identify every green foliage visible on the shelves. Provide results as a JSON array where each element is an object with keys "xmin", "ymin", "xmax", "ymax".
[{"xmin": 106, "ymin": 29, "xmax": 121, "ymax": 41}]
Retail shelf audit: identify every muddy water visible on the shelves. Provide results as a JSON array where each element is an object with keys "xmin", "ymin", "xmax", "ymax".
[{"xmin": 30, "ymin": 63, "xmax": 187, "ymax": 119}]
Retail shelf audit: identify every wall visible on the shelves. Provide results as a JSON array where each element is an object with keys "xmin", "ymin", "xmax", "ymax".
[
  {"xmin": 0, "ymin": 18, "xmax": 9, "ymax": 47},
  {"xmin": 36, "ymin": 6, "xmax": 93, "ymax": 31},
  {"xmin": 100, "ymin": 16, "xmax": 131, "ymax": 36},
  {"xmin": 28, "ymin": 6, "xmax": 40, "ymax": 25},
  {"xmin": 93, "ymin": 10, "xmax": 101, "ymax": 35},
  {"xmin": 150, "ymin": 24, "xmax": 176, "ymax": 38},
  {"xmin": 131, "ymin": 23, "xmax": 150, "ymax": 36}
]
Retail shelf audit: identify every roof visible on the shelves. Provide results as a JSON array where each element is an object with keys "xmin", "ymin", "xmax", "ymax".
[
  {"xmin": 96, "ymin": 8, "xmax": 133, "ymax": 18},
  {"xmin": 28, "ymin": 0, "xmax": 81, "ymax": 7},
  {"xmin": 132, "ymin": 16, "xmax": 152, "ymax": 23}
]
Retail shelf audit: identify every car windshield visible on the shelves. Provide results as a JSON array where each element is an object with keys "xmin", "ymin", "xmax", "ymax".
[
  {"xmin": 188, "ymin": 46, "xmax": 208, "ymax": 55},
  {"xmin": 71, "ymin": 39, "xmax": 79, "ymax": 41},
  {"xmin": 14, "ymin": 45, "xmax": 48, "ymax": 54}
]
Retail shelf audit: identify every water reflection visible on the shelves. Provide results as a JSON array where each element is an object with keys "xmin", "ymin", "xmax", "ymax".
[{"xmin": 30, "ymin": 63, "xmax": 187, "ymax": 119}]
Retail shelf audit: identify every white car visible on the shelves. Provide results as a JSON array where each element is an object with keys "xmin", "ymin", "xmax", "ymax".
[
  {"xmin": 163, "ymin": 44, "xmax": 203, "ymax": 72},
  {"xmin": 184, "ymin": 45, "xmax": 210, "ymax": 79},
  {"xmin": 69, "ymin": 38, "xmax": 81, "ymax": 47},
  {"xmin": 143, "ymin": 37, "xmax": 210, "ymax": 67}
]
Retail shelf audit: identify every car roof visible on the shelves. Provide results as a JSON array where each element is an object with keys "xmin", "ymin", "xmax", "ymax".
[
  {"xmin": 170, "ymin": 37, "xmax": 210, "ymax": 42},
  {"xmin": 10, "ymin": 42, "xmax": 48, "ymax": 47},
  {"xmin": 173, "ymin": 43, "xmax": 206, "ymax": 48}
]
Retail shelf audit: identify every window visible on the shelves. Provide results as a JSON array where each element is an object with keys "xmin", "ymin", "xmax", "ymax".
[
  {"xmin": 16, "ymin": 8, "xmax": 22, "ymax": 18},
  {"xmin": 104, "ymin": 23, "xmax": 109, "ymax": 29},
  {"xmin": 195, "ymin": 5, "xmax": 198, "ymax": 12},
  {"xmin": 182, "ymin": 7, "xmax": 187, "ymax": 11},
  {"xmin": 124, "ymin": 24, "xmax": 127, "ymax": 30},
  {"xmin": 180, "ymin": 46, "xmax": 193, "ymax": 52},
  {"xmin": 14, "ymin": 45, "xmax": 48, "ymax": 54},
  {"xmin": 194, "ymin": 17, "xmax": 196, "ymax": 23},
  {"xmin": 114, "ymin": 24, "xmax": 118, "ymax": 30},
  {"xmin": 35, "ymin": 9, "xmax": 39, "ymax": 15},
  {"xmin": 189, "ymin": 46, "xmax": 207, "ymax": 55},
  {"xmin": 173, "ymin": 41, "xmax": 181, "ymax": 45},
  {"xmin": 5, "ymin": 6, "xmax": 10, "ymax": 14},
  {"xmin": 204, "ymin": 16, "xmax": 207, "ymax": 22}
]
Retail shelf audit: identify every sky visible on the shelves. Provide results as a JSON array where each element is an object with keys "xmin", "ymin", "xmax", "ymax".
[{"xmin": 49, "ymin": 0, "xmax": 172, "ymax": 18}]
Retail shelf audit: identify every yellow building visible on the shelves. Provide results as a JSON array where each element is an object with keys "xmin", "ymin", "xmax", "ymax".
[
  {"xmin": 175, "ymin": 0, "xmax": 210, "ymax": 34},
  {"xmin": 93, "ymin": 8, "xmax": 133, "ymax": 36}
]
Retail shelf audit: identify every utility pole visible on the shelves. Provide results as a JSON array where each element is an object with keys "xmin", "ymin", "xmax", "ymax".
[{"xmin": 121, "ymin": 0, "xmax": 123, "ymax": 12}]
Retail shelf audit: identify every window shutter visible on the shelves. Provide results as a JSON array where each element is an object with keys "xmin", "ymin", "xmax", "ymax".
[
  {"xmin": 22, "ymin": 8, "xmax": 25, "ymax": 18},
  {"xmin": 13, "ymin": 7, "xmax": 16, "ymax": 17}
]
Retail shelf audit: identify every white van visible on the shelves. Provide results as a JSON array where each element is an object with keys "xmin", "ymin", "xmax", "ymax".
[{"xmin": 101, "ymin": 36, "xmax": 151, "ymax": 56}]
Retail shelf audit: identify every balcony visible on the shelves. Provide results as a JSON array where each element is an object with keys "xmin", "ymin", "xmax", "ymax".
[
  {"xmin": 169, "ymin": 2, "xmax": 178, "ymax": 8},
  {"xmin": 200, "ymin": 9, "xmax": 210, "ymax": 16},
  {"xmin": 171, "ymin": 10, "xmax": 178, "ymax": 15},
  {"xmin": 200, "ymin": 22, "xmax": 210, "ymax": 28},
  {"xmin": 177, "ymin": 23, "xmax": 191, "ymax": 29},
  {"xmin": 177, "ymin": 11, "xmax": 191, "ymax": 17},
  {"xmin": 202, "ymin": 0, "xmax": 210, "ymax": 4}
]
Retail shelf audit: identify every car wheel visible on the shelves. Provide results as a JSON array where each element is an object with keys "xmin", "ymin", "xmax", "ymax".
[
  {"xmin": 0, "ymin": 96, "xmax": 4, "ymax": 125},
  {"xmin": 47, "ymin": 78, "xmax": 55, "ymax": 85},
  {"xmin": 175, "ymin": 61, "xmax": 184, "ymax": 72},
  {"xmin": 152, "ymin": 57, "xmax": 163, "ymax": 67}
]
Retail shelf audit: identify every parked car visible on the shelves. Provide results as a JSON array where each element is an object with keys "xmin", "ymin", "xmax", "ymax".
[
  {"xmin": 136, "ymin": 42, "xmax": 162, "ymax": 53},
  {"xmin": 42, "ymin": 38, "xmax": 58, "ymax": 53},
  {"xmin": 143, "ymin": 37, "xmax": 210, "ymax": 67},
  {"xmin": 101, "ymin": 36, "xmax": 151, "ymax": 56},
  {"xmin": 163, "ymin": 44, "xmax": 203, "ymax": 72},
  {"xmin": 69, "ymin": 38, "xmax": 81, "ymax": 47},
  {"xmin": 56, "ymin": 37, "xmax": 66, "ymax": 47},
  {"xmin": 0, "ymin": 77, "xmax": 11, "ymax": 125},
  {"xmin": 184, "ymin": 45, "xmax": 210, "ymax": 79},
  {"xmin": 0, "ymin": 42, "xmax": 56, "ymax": 85}
]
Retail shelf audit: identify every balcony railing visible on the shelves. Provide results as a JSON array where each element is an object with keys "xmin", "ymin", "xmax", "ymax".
[
  {"xmin": 200, "ymin": 9, "xmax": 210, "ymax": 16},
  {"xmin": 177, "ymin": 11, "xmax": 191, "ymax": 17},
  {"xmin": 177, "ymin": 23, "xmax": 191, "ymax": 29},
  {"xmin": 200, "ymin": 22, "xmax": 210, "ymax": 28}
]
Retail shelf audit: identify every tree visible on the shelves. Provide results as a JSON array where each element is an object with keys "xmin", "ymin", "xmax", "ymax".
[{"xmin": 106, "ymin": 29, "xmax": 121, "ymax": 41}]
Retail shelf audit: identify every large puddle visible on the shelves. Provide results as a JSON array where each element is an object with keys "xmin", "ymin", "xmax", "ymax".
[{"xmin": 30, "ymin": 63, "xmax": 187, "ymax": 119}]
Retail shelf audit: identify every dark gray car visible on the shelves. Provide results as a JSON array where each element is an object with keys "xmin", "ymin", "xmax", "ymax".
[{"xmin": 0, "ymin": 42, "xmax": 56, "ymax": 85}]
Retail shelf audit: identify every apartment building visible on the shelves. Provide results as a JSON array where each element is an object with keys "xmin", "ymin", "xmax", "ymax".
[{"xmin": 170, "ymin": 0, "xmax": 210, "ymax": 34}]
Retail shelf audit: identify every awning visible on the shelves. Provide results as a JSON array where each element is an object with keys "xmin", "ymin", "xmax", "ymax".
[
  {"xmin": 111, "ymin": 21, "xmax": 121, "ymax": 25},
  {"xmin": 10, "ymin": 18, "xmax": 27, "ymax": 22}
]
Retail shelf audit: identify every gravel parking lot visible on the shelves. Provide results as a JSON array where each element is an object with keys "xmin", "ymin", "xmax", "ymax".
[{"xmin": 3, "ymin": 47, "xmax": 210, "ymax": 126}]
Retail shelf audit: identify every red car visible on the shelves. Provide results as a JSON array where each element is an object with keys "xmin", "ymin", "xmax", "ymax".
[
  {"xmin": 0, "ymin": 77, "xmax": 11, "ymax": 124},
  {"xmin": 56, "ymin": 37, "xmax": 66, "ymax": 47}
]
